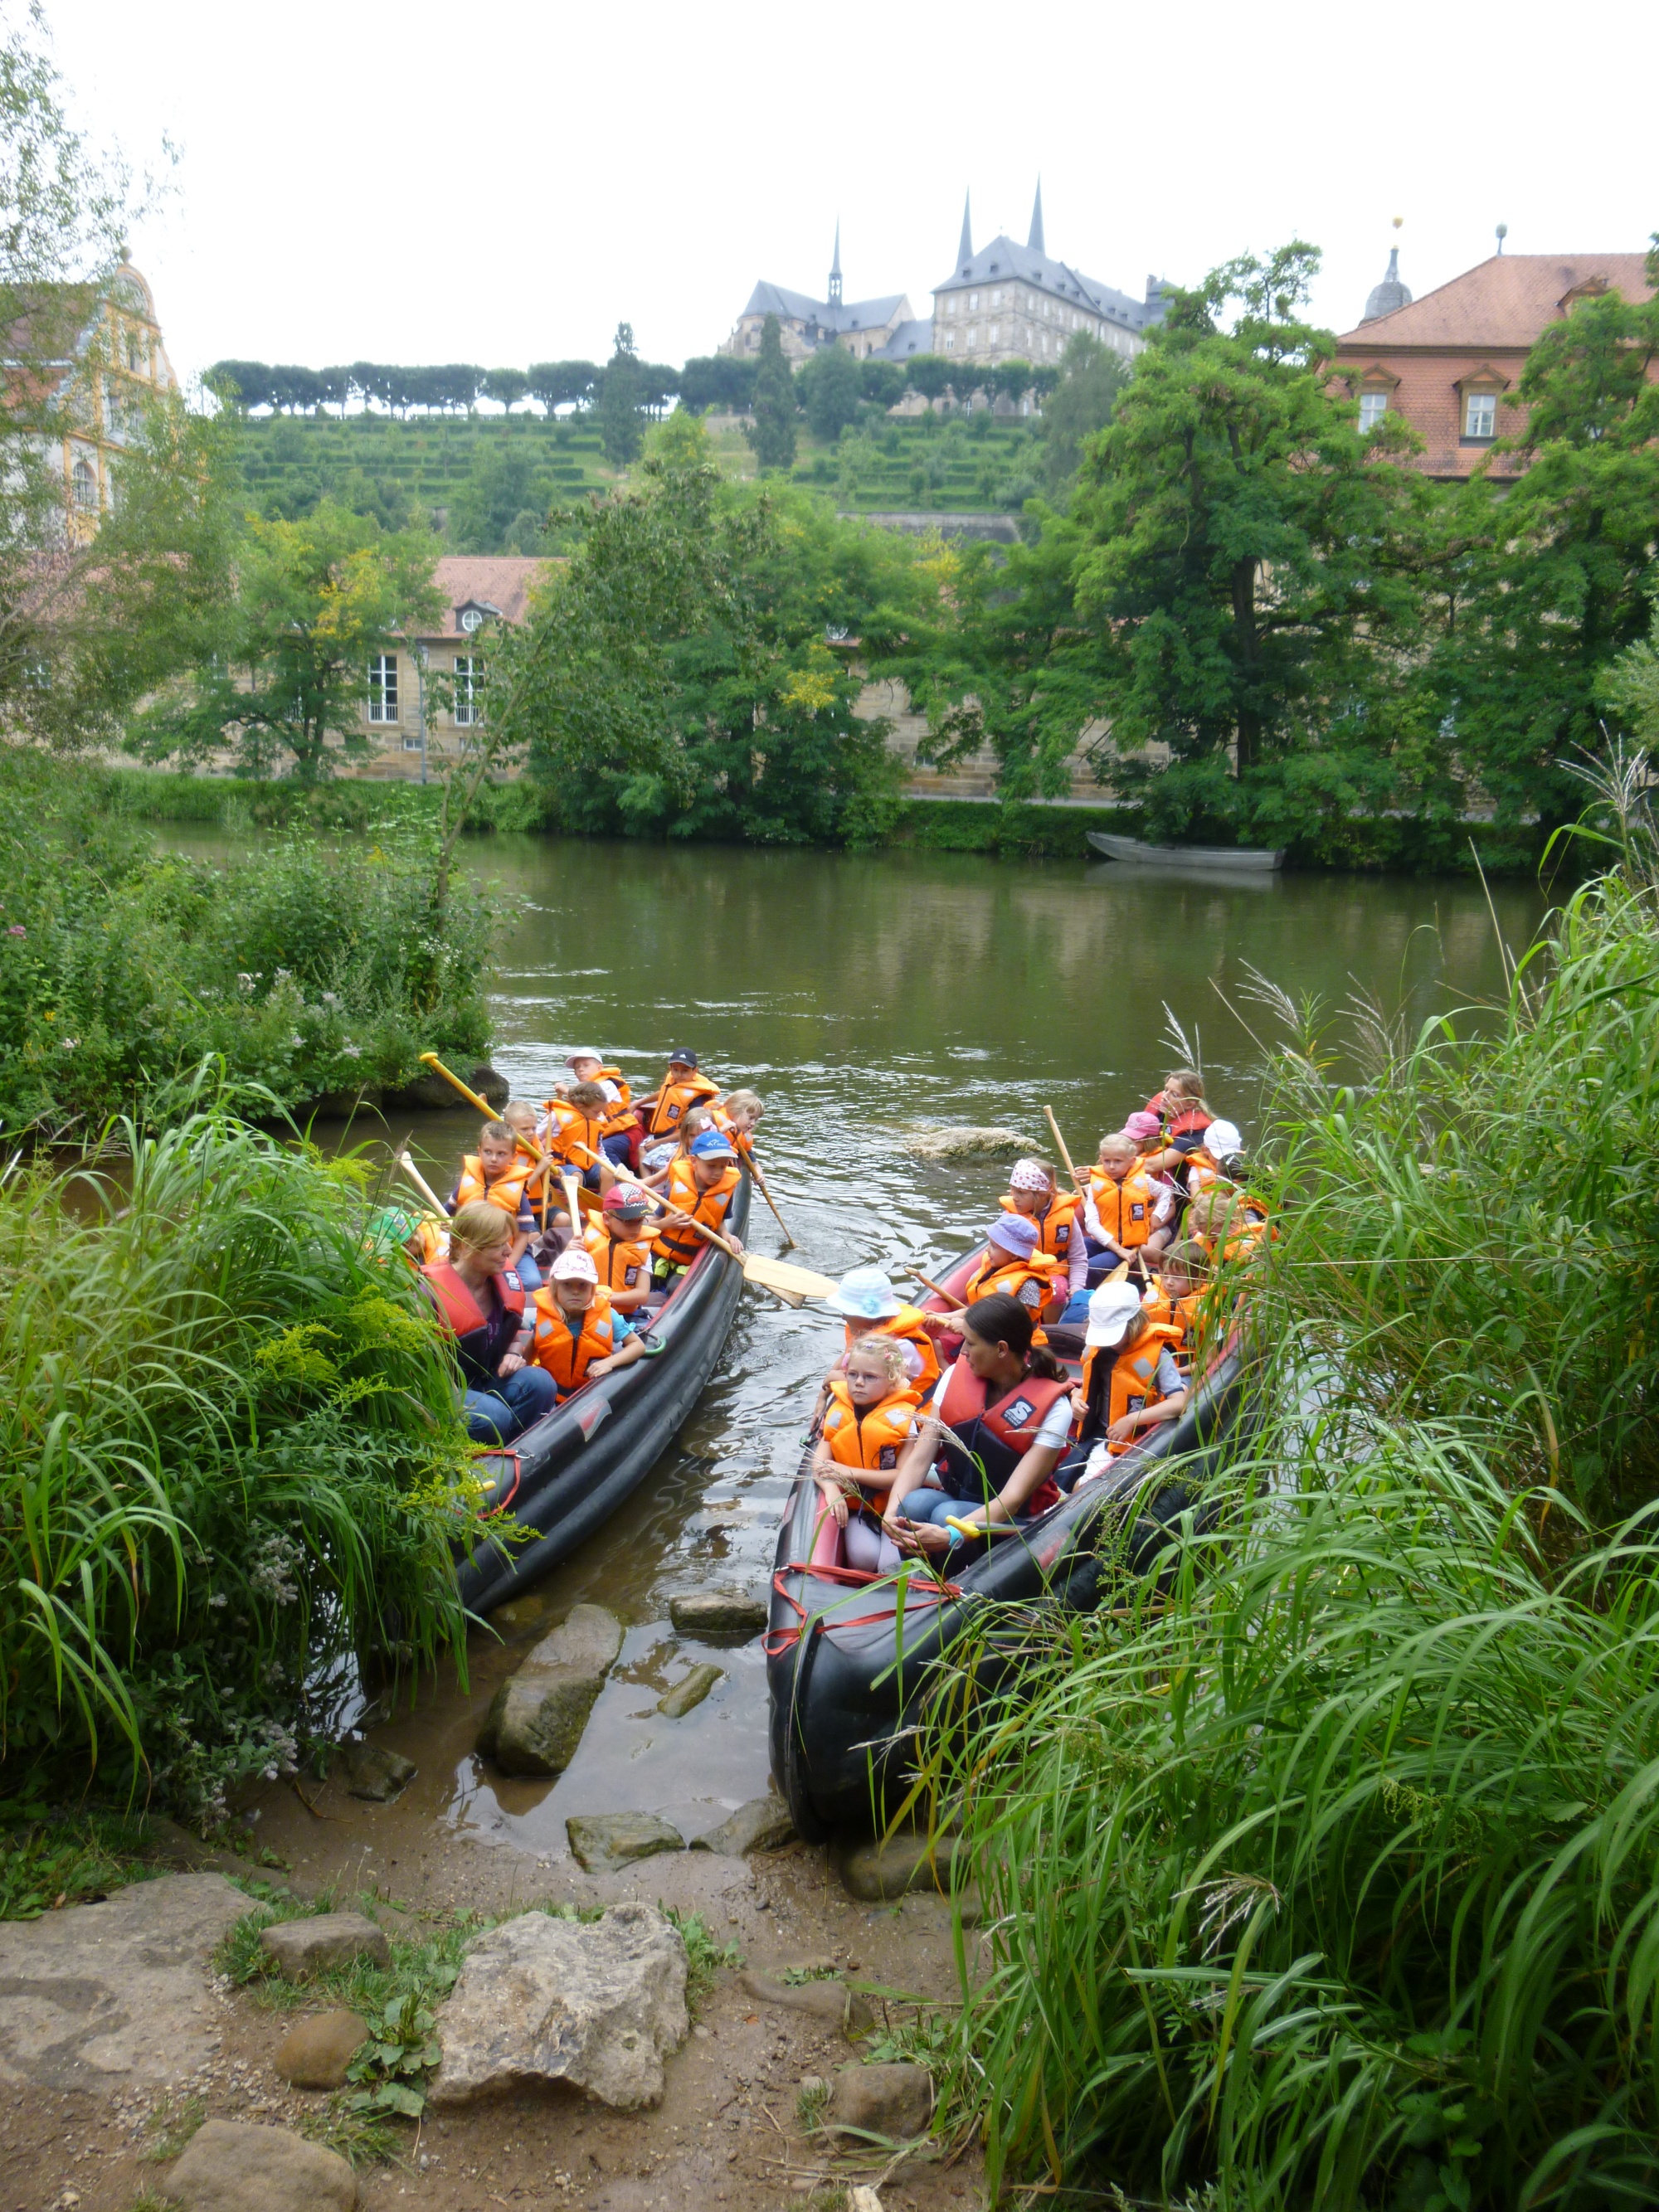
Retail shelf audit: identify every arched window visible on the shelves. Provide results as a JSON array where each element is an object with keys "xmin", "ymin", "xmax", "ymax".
[{"xmin": 71, "ymin": 458, "xmax": 98, "ymax": 512}]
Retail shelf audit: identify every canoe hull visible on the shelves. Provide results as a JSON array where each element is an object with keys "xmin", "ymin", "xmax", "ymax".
[
  {"xmin": 454, "ymin": 1177, "xmax": 750, "ymax": 1614},
  {"xmin": 1087, "ymin": 832, "xmax": 1285, "ymax": 872}
]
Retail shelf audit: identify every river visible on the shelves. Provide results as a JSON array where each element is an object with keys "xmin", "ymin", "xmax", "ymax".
[{"xmin": 298, "ymin": 835, "xmax": 1542, "ymax": 1866}]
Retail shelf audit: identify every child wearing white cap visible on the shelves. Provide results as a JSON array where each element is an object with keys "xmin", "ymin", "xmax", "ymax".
[
  {"xmin": 527, "ymin": 1246, "xmax": 646, "ymax": 1401},
  {"xmin": 1065, "ymin": 1281, "xmax": 1187, "ymax": 1482}
]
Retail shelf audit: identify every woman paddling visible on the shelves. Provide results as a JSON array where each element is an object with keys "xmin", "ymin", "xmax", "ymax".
[
  {"xmin": 882, "ymin": 1293, "xmax": 1073, "ymax": 1562},
  {"xmin": 422, "ymin": 1200, "xmax": 558, "ymax": 1445}
]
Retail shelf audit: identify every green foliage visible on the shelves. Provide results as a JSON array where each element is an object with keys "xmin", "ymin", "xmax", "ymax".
[
  {"xmin": 662, "ymin": 1904, "xmax": 743, "ymax": 2011},
  {"xmin": 0, "ymin": 756, "xmax": 494, "ymax": 1131},
  {"xmin": 445, "ymin": 437, "xmax": 557, "ymax": 552},
  {"xmin": 747, "ymin": 314, "xmax": 798, "ymax": 472},
  {"xmin": 798, "ymin": 345, "xmax": 863, "ymax": 443},
  {"xmin": 132, "ymin": 499, "xmax": 442, "ymax": 782},
  {"xmin": 1602, "ymin": 597, "xmax": 1659, "ymax": 744},
  {"xmin": 0, "ymin": 1809, "xmax": 158, "ymax": 1918},
  {"xmin": 0, "ymin": 1107, "xmax": 486, "ymax": 1815},
  {"xmin": 1038, "ymin": 328, "xmax": 1130, "ymax": 498},
  {"xmin": 489, "ymin": 461, "xmax": 946, "ymax": 846},
  {"xmin": 596, "ymin": 321, "xmax": 645, "ymax": 468},
  {"xmin": 931, "ymin": 799, "xmax": 1659, "ymax": 2205}
]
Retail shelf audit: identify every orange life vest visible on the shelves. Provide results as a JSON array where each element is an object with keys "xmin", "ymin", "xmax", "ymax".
[
  {"xmin": 529, "ymin": 1286, "xmax": 620, "ymax": 1397},
  {"xmin": 711, "ymin": 1103, "xmax": 758, "ymax": 1159},
  {"xmin": 964, "ymin": 1250, "xmax": 1065, "ymax": 1308},
  {"xmin": 822, "ymin": 1374, "xmax": 920, "ymax": 1514},
  {"xmin": 845, "ymin": 1307, "xmax": 941, "ymax": 1393},
  {"xmin": 653, "ymin": 1156, "xmax": 740, "ymax": 1268},
  {"xmin": 932, "ymin": 1360, "xmax": 1068, "ymax": 1514},
  {"xmin": 412, "ymin": 1218, "xmax": 449, "ymax": 1266},
  {"xmin": 540, "ymin": 1101, "xmax": 609, "ymax": 1174},
  {"xmin": 1080, "ymin": 1323, "xmax": 1184, "ymax": 1454},
  {"xmin": 998, "ymin": 1191, "xmax": 1081, "ymax": 1259},
  {"xmin": 1088, "ymin": 1168, "xmax": 1156, "ymax": 1250},
  {"xmin": 582, "ymin": 1221, "xmax": 654, "ymax": 1296},
  {"xmin": 554, "ymin": 1071, "xmax": 635, "ymax": 1140},
  {"xmin": 454, "ymin": 1155, "xmax": 533, "ymax": 1219},
  {"xmin": 1141, "ymin": 1284, "xmax": 1200, "ymax": 1344},
  {"xmin": 643, "ymin": 1069, "xmax": 719, "ymax": 1137}
]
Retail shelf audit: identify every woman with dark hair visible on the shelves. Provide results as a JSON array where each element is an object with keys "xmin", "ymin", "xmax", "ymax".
[{"xmin": 881, "ymin": 1292, "xmax": 1073, "ymax": 1561}]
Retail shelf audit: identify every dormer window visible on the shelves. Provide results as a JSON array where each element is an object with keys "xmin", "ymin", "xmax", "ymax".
[
  {"xmin": 1359, "ymin": 392, "xmax": 1389, "ymax": 431},
  {"xmin": 1465, "ymin": 392, "xmax": 1496, "ymax": 440},
  {"xmin": 460, "ymin": 608, "xmax": 484, "ymax": 634}
]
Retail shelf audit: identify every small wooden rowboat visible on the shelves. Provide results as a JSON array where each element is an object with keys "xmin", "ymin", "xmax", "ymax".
[
  {"xmin": 765, "ymin": 1242, "xmax": 1251, "ymax": 1839},
  {"xmin": 1087, "ymin": 832, "xmax": 1285, "ymax": 873},
  {"xmin": 454, "ymin": 1175, "xmax": 752, "ymax": 1613}
]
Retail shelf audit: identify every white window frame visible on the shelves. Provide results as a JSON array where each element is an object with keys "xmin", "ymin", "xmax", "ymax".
[
  {"xmin": 367, "ymin": 652, "xmax": 399, "ymax": 725},
  {"xmin": 969, "ymin": 291, "xmax": 980, "ymax": 309},
  {"xmin": 453, "ymin": 654, "xmax": 478, "ymax": 727},
  {"xmin": 944, "ymin": 331, "xmax": 956, "ymax": 352},
  {"xmin": 1358, "ymin": 391, "xmax": 1389, "ymax": 431},
  {"xmin": 1465, "ymin": 391, "xmax": 1497, "ymax": 439},
  {"xmin": 71, "ymin": 456, "xmax": 98, "ymax": 511}
]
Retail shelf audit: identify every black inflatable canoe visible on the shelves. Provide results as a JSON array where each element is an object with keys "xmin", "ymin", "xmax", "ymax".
[
  {"xmin": 766, "ymin": 1249, "xmax": 1250, "ymax": 1839},
  {"xmin": 455, "ymin": 1174, "xmax": 751, "ymax": 1614}
]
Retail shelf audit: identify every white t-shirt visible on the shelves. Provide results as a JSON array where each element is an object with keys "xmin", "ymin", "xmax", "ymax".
[{"xmin": 928, "ymin": 1362, "xmax": 1073, "ymax": 1452}]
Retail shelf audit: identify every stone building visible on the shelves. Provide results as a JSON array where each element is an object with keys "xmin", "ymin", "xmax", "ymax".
[
  {"xmin": 357, "ymin": 555, "xmax": 545, "ymax": 779},
  {"xmin": 930, "ymin": 186, "xmax": 1170, "ymax": 373},
  {"xmin": 1333, "ymin": 241, "xmax": 1657, "ymax": 481},
  {"xmin": 722, "ymin": 225, "xmax": 923, "ymax": 365}
]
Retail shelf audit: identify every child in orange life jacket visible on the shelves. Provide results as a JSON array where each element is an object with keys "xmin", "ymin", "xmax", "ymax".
[
  {"xmin": 542, "ymin": 1082, "xmax": 614, "ymax": 1191},
  {"xmin": 641, "ymin": 1106, "xmax": 718, "ymax": 1193},
  {"xmin": 1189, "ymin": 1185, "xmax": 1267, "ymax": 1265},
  {"xmin": 1063, "ymin": 1281, "xmax": 1188, "ymax": 1484},
  {"xmin": 713, "ymin": 1089, "xmax": 765, "ymax": 1159},
  {"xmin": 562, "ymin": 1050, "xmax": 636, "ymax": 1164},
  {"xmin": 1082, "ymin": 1134, "xmax": 1169, "ymax": 1274},
  {"xmin": 448, "ymin": 1120, "xmax": 542, "ymax": 1291},
  {"xmin": 963, "ymin": 1212, "xmax": 1066, "ymax": 1315},
  {"xmin": 1143, "ymin": 1240, "xmax": 1209, "ymax": 1356},
  {"xmin": 823, "ymin": 1266, "xmax": 945, "ymax": 1394},
  {"xmin": 1002, "ymin": 1159, "xmax": 1087, "ymax": 1317},
  {"xmin": 581, "ymin": 1183, "xmax": 654, "ymax": 1315},
  {"xmin": 813, "ymin": 1335, "xmax": 921, "ymax": 1573},
  {"xmin": 528, "ymin": 1246, "xmax": 646, "ymax": 1402},
  {"xmin": 637, "ymin": 1047, "xmax": 720, "ymax": 1140},
  {"xmin": 652, "ymin": 1128, "xmax": 746, "ymax": 1279}
]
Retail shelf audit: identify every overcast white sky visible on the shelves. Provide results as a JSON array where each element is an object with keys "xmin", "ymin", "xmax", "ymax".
[{"xmin": 47, "ymin": 0, "xmax": 1658, "ymax": 387}]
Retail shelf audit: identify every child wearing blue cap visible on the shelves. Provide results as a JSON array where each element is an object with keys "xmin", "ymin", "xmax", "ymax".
[{"xmin": 651, "ymin": 1126, "xmax": 746, "ymax": 1279}]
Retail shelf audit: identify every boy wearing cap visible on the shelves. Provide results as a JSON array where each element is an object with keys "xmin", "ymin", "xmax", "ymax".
[
  {"xmin": 825, "ymin": 1266, "xmax": 945, "ymax": 1392},
  {"xmin": 638, "ymin": 1049, "xmax": 719, "ymax": 1140},
  {"xmin": 963, "ymin": 1213, "xmax": 1067, "ymax": 1314},
  {"xmin": 528, "ymin": 1247, "xmax": 645, "ymax": 1401},
  {"xmin": 1069, "ymin": 1281, "xmax": 1187, "ymax": 1475},
  {"xmin": 583, "ymin": 1184, "xmax": 655, "ymax": 1314},
  {"xmin": 652, "ymin": 1127, "xmax": 745, "ymax": 1278}
]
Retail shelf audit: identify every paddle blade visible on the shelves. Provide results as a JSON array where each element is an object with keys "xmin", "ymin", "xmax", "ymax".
[{"xmin": 741, "ymin": 1253, "xmax": 839, "ymax": 1299}]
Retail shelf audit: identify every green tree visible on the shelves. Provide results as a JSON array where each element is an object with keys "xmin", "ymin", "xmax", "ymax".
[
  {"xmin": 135, "ymin": 503, "xmax": 441, "ymax": 782},
  {"xmin": 1428, "ymin": 250, "xmax": 1659, "ymax": 829},
  {"xmin": 1602, "ymin": 598, "xmax": 1659, "ymax": 745},
  {"xmin": 859, "ymin": 360, "xmax": 906, "ymax": 410},
  {"xmin": 904, "ymin": 355, "xmax": 952, "ymax": 404},
  {"xmin": 528, "ymin": 358, "xmax": 598, "ymax": 414},
  {"xmin": 446, "ymin": 440, "xmax": 552, "ymax": 552},
  {"xmin": 746, "ymin": 314, "xmax": 797, "ymax": 472},
  {"xmin": 679, "ymin": 353, "xmax": 757, "ymax": 414},
  {"xmin": 798, "ymin": 345, "xmax": 862, "ymax": 443},
  {"xmin": 1039, "ymin": 331, "xmax": 1128, "ymax": 498},
  {"xmin": 481, "ymin": 367, "xmax": 529, "ymax": 411},
  {"xmin": 595, "ymin": 323, "xmax": 645, "ymax": 466}
]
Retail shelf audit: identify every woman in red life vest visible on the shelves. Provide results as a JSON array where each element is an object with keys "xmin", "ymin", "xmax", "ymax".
[
  {"xmin": 1063, "ymin": 1281, "xmax": 1188, "ymax": 1485},
  {"xmin": 422, "ymin": 1201, "xmax": 557, "ymax": 1444},
  {"xmin": 1000, "ymin": 1158, "xmax": 1087, "ymax": 1315},
  {"xmin": 882, "ymin": 1294, "xmax": 1074, "ymax": 1562},
  {"xmin": 824, "ymin": 1266, "xmax": 945, "ymax": 1393},
  {"xmin": 813, "ymin": 1335, "xmax": 922, "ymax": 1573},
  {"xmin": 528, "ymin": 1246, "xmax": 646, "ymax": 1402},
  {"xmin": 581, "ymin": 1183, "xmax": 655, "ymax": 1315}
]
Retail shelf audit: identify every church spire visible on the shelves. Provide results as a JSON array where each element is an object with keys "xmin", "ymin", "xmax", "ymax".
[
  {"xmin": 829, "ymin": 217, "xmax": 842, "ymax": 308},
  {"xmin": 956, "ymin": 192, "xmax": 973, "ymax": 270},
  {"xmin": 1028, "ymin": 178, "xmax": 1045, "ymax": 255}
]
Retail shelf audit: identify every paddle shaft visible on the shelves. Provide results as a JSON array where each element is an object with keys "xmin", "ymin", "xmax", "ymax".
[
  {"xmin": 419, "ymin": 1052, "xmax": 559, "ymax": 1221},
  {"xmin": 397, "ymin": 1151, "xmax": 449, "ymax": 1217},
  {"xmin": 743, "ymin": 1151, "xmax": 796, "ymax": 1247},
  {"xmin": 1044, "ymin": 1102, "xmax": 1089, "ymax": 1198},
  {"xmin": 898, "ymin": 1264, "xmax": 967, "ymax": 1314},
  {"xmin": 562, "ymin": 1135, "xmax": 742, "ymax": 1262}
]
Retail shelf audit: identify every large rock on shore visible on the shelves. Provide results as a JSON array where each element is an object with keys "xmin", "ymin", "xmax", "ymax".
[
  {"xmin": 168, "ymin": 2118, "xmax": 358, "ymax": 2210},
  {"xmin": 836, "ymin": 1830, "xmax": 968, "ymax": 1902},
  {"xmin": 0, "ymin": 1872, "xmax": 252, "ymax": 2092},
  {"xmin": 567, "ymin": 1812, "xmax": 684, "ymax": 1874},
  {"xmin": 260, "ymin": 1913, "xmax": 390, "ymax": 1981},
  {"xmin": 477, "ymin": 1603, "xmax": 624, "ymax": 1777},
  {"xmin": 690, "ymin": 1796, "xmax": 796, "ymax": 1857},
  {"xmin": 273, "ymin": 2010, "xmax": 368, "ymax": 2089},
  {"xmin": 386, "ymin": 1062, "xmax": 508, "ymax": 1112},
  {"xmin": 668, "ymin": 1588, "xmax": 767, "ymax": 1639},
  {"xmin": 429, "ymin": 1903, "xmax": 688, "ymax": 2109}
]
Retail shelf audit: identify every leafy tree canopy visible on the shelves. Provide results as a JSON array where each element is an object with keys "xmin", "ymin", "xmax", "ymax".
[{"xmin": 746, "ymin": 314, "xmax": 798, "ymax": 473}]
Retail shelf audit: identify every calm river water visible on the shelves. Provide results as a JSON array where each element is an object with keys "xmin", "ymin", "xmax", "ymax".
[{"xmin": 317, "ymin": 836, "xmax": 1544, "ymax": 1863}]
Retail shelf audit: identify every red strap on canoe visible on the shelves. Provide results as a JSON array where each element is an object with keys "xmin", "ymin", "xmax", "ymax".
[
  {"xmin": 763, "ymin": 1558, "xmax": 961, "ymax": 1656},
  {"xmin": 469, "ymin": 1445, "xmax": 522, "ymax": 1517}
]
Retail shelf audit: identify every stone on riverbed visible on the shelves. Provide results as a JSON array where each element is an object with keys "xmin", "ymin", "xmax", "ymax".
[
  {"xmin": 567, "ymin": 1811, "xmax": 684, "ymax": 1874},
  {"xmin": 477, "ymin": 1602, "xmax": 624, "ymax": 1777},
  {"xmin": 668, "ymin": 1588, "xmax": 768, "ymax": 1639},
  {"xmin": 656, "ymin": 1661, "xmax": 723, "ymax": 1718},
  {"xmin": 0, "ymin": 1873, "xmax": 252, "ymax": 2092},
  {"xmin": 335, "ymin": 1741, "xmax": 416, "ymax": 1803},
  {"xmin": 836, "ymin": 1830, "xmax": 968, "ymax": 1903},
  {"xmin": 273, "ymin": 2010, "xmax": 368, "ymax": 2090},
  {"xmin": 168, "ymin": 2118, "xmax": 358, "ymax": 2211},
  {"xmin": 828, "ymin": 2061, "xmax": 935, "ymax": 2141},
  {"xmin": 902, "ymin": 1125, "xmax": 1032, "ymax": 1161},
  {"xmin": 259, "ymin": 1913, "xmax": 390, "ymax": 1981},
  {"xmin": 690, "ymin": 1796, "xmax": 796, "ymax": 1856},
  {"xmin": 430, "ymin": 1902, "xmax": 688, "ymax": 2109},
  {"xmin": 739, "ymin": 1970, "xmax": 873, "ymax": 2035}
]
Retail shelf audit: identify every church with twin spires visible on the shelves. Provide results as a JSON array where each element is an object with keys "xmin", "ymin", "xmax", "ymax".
[{"xmin": 720, "ymin": 187, "xmax": 1171, "ymax": 377}]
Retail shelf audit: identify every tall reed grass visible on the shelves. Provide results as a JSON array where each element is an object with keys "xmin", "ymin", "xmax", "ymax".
[
  {"xmin": 929, "ymin": 761, "xmax": 1659, "ymax": 2206},
  {"xmin": 0, "ymin": 1105, "xmax": 483, "ymax": 1821}
]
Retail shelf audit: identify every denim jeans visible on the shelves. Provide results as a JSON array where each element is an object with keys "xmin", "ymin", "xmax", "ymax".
[
  {"xmin": 464, "ymin": 1364, "xmax": 557, "ymax": 1444},
  {"xmin": 513, "ymin": 1251, "xmax": 542, "ymax": 1293}
]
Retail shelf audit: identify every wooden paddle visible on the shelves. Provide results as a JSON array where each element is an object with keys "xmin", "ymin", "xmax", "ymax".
[
  {"xmin": 898, "ymin": 1264, "xmax": 968, "ymax": 1313},
  {"xmin": 742, "ymin": 1148, "xmax": 796, "ymax": 1248},
  {"xmin": 1044, "ymin": 1102, "xmax": 1089, "ymax": 1198},
  {"xmin": 397, "ymin": 1150, "xmax": 449, "ymax": 1217}
]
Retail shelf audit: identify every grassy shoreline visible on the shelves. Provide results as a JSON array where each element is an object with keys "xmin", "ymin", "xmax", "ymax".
[{"xmin": 94, "ymin": 762, "xmax": 1550, "ymax": 876}]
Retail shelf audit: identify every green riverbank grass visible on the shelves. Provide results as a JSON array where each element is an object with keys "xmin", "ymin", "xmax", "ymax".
[
  {"xmin": 0, "ymin": 1106, "xmax": 485, "ymax": 1817},
  {"xmin": 0, "ymin": 755, "xmax": 495, "ymax": 1135},
  {"xmin": 926, "ymin": 785, "xmax": 1659, "ymax": 2205}
]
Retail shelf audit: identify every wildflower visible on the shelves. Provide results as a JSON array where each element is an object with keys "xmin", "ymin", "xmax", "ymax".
[
  {"xmin": 321, "ymin": 991, "xmax": 340, "ymax": 1008},
  {"xmin": 342, "ymin": 1044, "xmax": 362, "ymax": 1058},
  {"xmin": 61, "ymin": 1037, "xmax": 79, "ymax": 1050},
  {"xmin": 6, "ymin": 924, "xmax": 23, "ymax": 936},
  {"xmin": 273, "ymin": 968, "xmax": 293, "ymax": 984},
  {"xmin": 236, "ymin": 972, "xmax": 255, "ymax": 993},
  {"xmin": 288, "ymin": 1033, "xmax": 304, "ymax": 1050},
  {"xmin": 208, "ymin": 1592, "xmax": 228, "ymax": 1608}
]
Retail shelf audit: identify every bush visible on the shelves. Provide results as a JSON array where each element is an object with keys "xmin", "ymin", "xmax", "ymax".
[
  {"xmin": 0, "ymin": 757, "xmax": 499, "ymax": 1135},
  {"xmin": 0, "ymin": 1105, "xmax": 486, "ymax": 1818}
]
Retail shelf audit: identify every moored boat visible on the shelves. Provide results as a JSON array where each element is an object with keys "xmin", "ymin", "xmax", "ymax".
[
  {"xmin": 765, "ymin": 1243, "xmax": 1251, "ymax": 1839},
  {"xmin": 455, "ymin": 1175, "xmax": 752, "ymax": 1613},
  {"xmin": 1087, "ymin": 832, "xmax": 1285, "ymax": 873}
]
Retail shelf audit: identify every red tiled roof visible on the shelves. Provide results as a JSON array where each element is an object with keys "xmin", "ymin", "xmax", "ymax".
[
  {"xmin": 1337, "ymin": 253, "xmax": 1654, "ymax": 351},
  {"xmin": 418, "ymin": 555, "xmax": 551, "ymax": 639}
]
